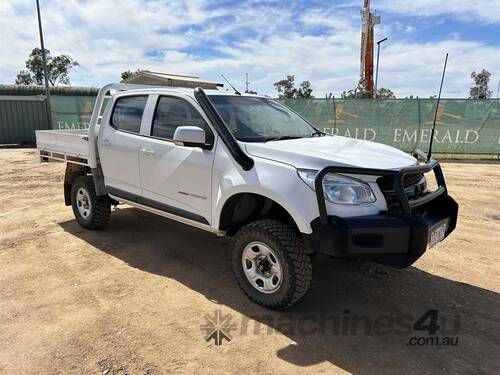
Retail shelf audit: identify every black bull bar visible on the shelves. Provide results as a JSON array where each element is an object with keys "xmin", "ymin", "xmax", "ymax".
[
  {"xmin": 314, "ymin": 150, "xmax": 448, "ymax": 225},
  {"xmin": 307, "ymin": 149, "xmax": 459, "ymax": 268}
]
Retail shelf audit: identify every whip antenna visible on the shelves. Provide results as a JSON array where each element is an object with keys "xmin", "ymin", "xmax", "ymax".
[
  {"xmin": 220, "ymin": 74, "xmax": 241, "ymax": 95},
  {"xmin": 427, "ymin": 53, "xmax": 448, "ymax": 161}
]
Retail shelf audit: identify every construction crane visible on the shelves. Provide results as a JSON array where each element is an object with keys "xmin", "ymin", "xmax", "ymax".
[{"xmin": 359, "ymin": 0, "xmax": 381, "ymax": 96}]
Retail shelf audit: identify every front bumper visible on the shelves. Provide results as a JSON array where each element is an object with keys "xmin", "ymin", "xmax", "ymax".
[
  {"xmin": 305, "ymin": 151, "xmax": 459, "ymax": 268},
  {"xmin": 305, "ymin": 195, "xmax": 458, "ymax": 268}
]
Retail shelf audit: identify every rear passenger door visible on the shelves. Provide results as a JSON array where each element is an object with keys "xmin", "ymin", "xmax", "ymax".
[
  {"xmin": 99, "ymin": 95, "xmax": 148, "ymax": 197},
  {"xmin": 138, "ymin": 94, "xmax": 215, "ymax": 225}
]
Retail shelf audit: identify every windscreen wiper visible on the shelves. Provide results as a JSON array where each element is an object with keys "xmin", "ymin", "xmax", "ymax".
[
  {"xmin": 263, "ymin": 135, "xmax": 304, "ymax": 142},
  {"xmin": 310, "ymin": 130, "xmax": 326, "ymax": 137}
]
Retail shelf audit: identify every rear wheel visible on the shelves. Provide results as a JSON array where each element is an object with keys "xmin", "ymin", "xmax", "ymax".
[
  {"xmin": 71, "ymin": 176, "xmax": 111, "ymax": 229},
  {"xmin": 231, "ymin": 220, "xmax": 312, "ymax": 310}
]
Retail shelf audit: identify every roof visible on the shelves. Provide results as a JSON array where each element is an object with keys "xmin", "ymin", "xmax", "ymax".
[
  {"xmin": 122, "ymin": 71, "xmax": 224, "ymax": 90},
  {"xmin": 110, "ymin": 85, "xmax": 264, "ymax": 100}
]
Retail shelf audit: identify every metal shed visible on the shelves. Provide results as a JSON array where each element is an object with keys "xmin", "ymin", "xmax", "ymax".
[{"xmin": 0, "ymin": 94, "xmax": 49, "ymax": 145}]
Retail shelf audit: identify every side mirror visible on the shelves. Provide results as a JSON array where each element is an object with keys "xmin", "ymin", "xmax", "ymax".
[{"xmin": 173, "ymin": 126, "xmax": 206, "ymax": 147}]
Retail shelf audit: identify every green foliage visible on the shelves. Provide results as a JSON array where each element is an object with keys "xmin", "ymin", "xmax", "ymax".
[
  {"xmin": 15, "ymin": 48, "xmax": 79, "ymax": 86},
  {"xmin": 274, "ymin": 75, "xmax": 296, "ymax": 98},
  {"xmin": 274, "ymin": 75, "xmax": 314, "ymax": 99},
  {"xmin": 341, "ymin": 81, "xmax": 395, "ymax": 99},
  {"xmin": 376, "ymin": 88, "xmax": 396, "ymax": 99},
  {"xmin": 121, "ymin": 69, "xmax": 142, "ymax": 81},
  {"xmin": 296, "ymin": 80, "xmax": 313, "ymax": 98},
  {"xmin": 15, "ymin": 70, "xmax": 33, "ymax": 85},
  {"xmin": 341, "ymin": 82, "xmax": 371, "ymax": 99},
  {"xmin": 469, "ymin": 69, "xmax": 492, "ymax": 99}
]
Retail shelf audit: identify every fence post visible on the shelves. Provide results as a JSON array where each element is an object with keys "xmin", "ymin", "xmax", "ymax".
[{"xmin": 416, "ymin": 98, "xmax": 422, "ymax": 152}]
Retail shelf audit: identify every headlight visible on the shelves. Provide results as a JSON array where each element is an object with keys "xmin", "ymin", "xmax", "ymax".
[{"xmin": 297, "ymin": 169, "xmax": 376, "ymax": 205}]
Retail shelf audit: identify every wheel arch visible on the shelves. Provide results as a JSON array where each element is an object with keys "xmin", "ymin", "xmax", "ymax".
[
  {"xmin": 64, "ymin": 163, "xmax": 90, "ymax": 206},
  {"xmin": 216, "ymin": 189, "xmax": 311, "ymax": 235}
]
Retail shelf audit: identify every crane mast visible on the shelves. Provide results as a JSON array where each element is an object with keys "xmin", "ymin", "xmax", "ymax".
[{"xmin": 360, "ymin": 0, "xmax": 381, "ymax": 96}]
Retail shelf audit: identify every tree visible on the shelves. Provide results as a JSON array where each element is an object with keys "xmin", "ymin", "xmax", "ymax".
[
  {"xmin": 274, "ymin": 75, "xmax": 314, "ymax": 98},
  {"xmin": 121, "ymin": 69, "xmax": 141, "ymax": 81},
  {"xmin": 376, "ymin": 88, "xmax": 396, "ymax": 99},
  {"xmin": 274, "ymin": 75, "xmax": 297, "ymax": 98},
  {"xmin": 15, "ymin": 70, "xmax": 33, "ymax": 85},
  {"xmin": 341, "ymin": 81, "xmax": 396, "ymax": 99},
  {"xmin": 15, "ymin": 48, "xmax": 79, "ymax": 86},
  {"xmin": 296, "ymin": 80, "xmax": 313, "ymax": 98},
  {"xmin": 341, "ymin": 81, "xmax": 371, "ymax": 99},
  {"xmin": 469, "ymin": 69, "xmax": 492, "ymax": 99}
]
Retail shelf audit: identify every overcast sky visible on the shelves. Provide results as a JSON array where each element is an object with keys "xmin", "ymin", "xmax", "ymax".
[{"xmin": 1, "ymin": 0, "xmax": 500, "ymax": 97}]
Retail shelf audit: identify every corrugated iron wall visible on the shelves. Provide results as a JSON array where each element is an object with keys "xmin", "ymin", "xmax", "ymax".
[{"xmin": 0, "ymin": 96, "xmax": 50, "ymax": 144}]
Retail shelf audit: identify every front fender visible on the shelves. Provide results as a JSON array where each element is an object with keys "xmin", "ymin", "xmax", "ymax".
[
  {"xmin": 215, "ymin": 185, "xmax": 315, "ymax": 234},
  {"xmin": 212, "ymin": 157, "xmax": 319, "ymax": 234}
]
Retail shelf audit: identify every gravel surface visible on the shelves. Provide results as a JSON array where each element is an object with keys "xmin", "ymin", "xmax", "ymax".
[{"xmin": 0, "ymin": 148, "xmax": 499, "ymax": 374}]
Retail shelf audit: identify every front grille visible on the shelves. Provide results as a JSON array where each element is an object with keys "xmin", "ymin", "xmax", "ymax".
[
  {"xmin": 377, "ymin": 172, "xmax": 424, "ymax": 192},
  {"xmin": 377, "ymin": 172, "xmax": 427, "ymax": 213}
]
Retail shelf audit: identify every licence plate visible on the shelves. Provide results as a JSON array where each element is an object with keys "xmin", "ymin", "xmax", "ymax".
[{"xmin": 428, "ymin": 221, "xmax": 448, "ymax": 249}]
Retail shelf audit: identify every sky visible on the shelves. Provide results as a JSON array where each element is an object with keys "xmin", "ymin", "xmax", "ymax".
[{"xmin": 1, "ymin": 0, "xmax": 500, "ymax": 98}]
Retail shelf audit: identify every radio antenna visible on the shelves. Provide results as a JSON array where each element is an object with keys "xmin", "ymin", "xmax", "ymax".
[
  {"xmin": 220, "ymin": 74, "xmax": 241, "ymax": 95},
  {"xmin": 427, "ymin": 53, "xmax": 448, "ymax": 162}
]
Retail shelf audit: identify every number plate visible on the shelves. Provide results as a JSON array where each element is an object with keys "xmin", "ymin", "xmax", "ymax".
[{"xmin": 428, "ymin": 221, "xmax": 448, "ymax": 249}]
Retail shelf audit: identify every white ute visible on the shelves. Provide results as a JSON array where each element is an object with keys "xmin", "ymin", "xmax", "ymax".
[{"xmin": 36, "ymin": 83, "xmax": 458, "ymax": 309}]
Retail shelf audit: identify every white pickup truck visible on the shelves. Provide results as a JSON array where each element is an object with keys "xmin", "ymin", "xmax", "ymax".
[{"xmin": 36, "ymin": 83, "xmax": 458, "ymax": 310}]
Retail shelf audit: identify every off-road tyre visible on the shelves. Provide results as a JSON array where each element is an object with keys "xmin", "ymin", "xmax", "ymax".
[
  {"xmin": 71, "ymin": 175, "xmax": 111, "ymax": 230},
  {"xmin": 231, "ymin": 219, "xmax": 312, "ymax": 310}
]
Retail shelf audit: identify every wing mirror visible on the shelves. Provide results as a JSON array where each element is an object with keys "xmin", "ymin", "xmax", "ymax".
[{"xmin": 173, "ymin": 126, "xmax": 206, "ymax": 147}]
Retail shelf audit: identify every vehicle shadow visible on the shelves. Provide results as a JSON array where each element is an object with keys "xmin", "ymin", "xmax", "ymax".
[{"xmin": 59, "ymin": 206, "xmax": 500, "ymax": 374}]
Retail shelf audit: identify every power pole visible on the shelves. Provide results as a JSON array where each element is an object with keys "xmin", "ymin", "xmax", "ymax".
[
  {"xmin": 360, "ymin": 0, "xmax": 381, "ymax": 97},
  {"xmin": 374, "ymin": 37, "xmax": 388, "ymax": 98},
  {"xmin": 36, "ymin": 0, "xmax": 52, "ymax": 127},
  {"xmin": 245, "ymin": 73, "xmax": 250, "ymax": 93}
]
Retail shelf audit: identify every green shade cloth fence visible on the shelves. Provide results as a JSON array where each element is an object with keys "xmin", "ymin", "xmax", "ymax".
[
  {"xmin": 1, "ymin": 84, "xmax": 499, "ymax": 154},
  {"xmin": 50, "ymin": 95, "xmax": 97, "ymax": 130},
  {"xmin": 50, "ymin": 96, "xmax": 500, "ymax": 154},
  {"xmin": 280, "ymin": 98, "xmax": 500, "ymax": 155}
]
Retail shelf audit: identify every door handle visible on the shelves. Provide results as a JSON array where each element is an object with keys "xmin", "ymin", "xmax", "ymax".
[
  {"xmin": 101, "ymin": 138, "xmax": 111, "ymax": 146},
  {"xmin": 141, "ymin": 148, "xmax": 155, "ymax": 156}
]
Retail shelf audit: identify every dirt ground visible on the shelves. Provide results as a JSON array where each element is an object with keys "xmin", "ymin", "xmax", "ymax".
[{"xmin": 0, "ymin": 148, "xmax": 499, "ymax": 375}]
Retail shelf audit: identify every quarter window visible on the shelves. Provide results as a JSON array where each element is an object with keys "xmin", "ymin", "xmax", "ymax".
[
  {"xmin": 111, "ymin": 96, "xmax": 148, "ymax": 133},
  {"xmin": 152, "ymin": 96, "xmax": 213, "ymax": 143}
]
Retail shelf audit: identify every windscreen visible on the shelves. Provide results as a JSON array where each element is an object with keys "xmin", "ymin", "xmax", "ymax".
[{"xmin": 208, "ymin": 95, "xmax": 317, "ymax": 142}]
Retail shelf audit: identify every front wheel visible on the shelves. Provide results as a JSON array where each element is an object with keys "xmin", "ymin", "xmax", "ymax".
[
  {"xmin": 70, "ymin": 175, "xmax": 111, "ymax": 229},
  {"xmin": 231, "ymin": 220, "xmax": 312, "ymax": 310}
]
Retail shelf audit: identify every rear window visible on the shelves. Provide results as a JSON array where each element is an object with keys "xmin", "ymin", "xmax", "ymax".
[{"xmin": 111, "ymin": 96, "xmax": 148, "ymax": 133}]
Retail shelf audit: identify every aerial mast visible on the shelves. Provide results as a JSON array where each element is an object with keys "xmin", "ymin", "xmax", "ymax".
[
  {"xmin": 360, "ymin": 0, "xmax": 381, "ymax": 96},
  {"xmin": 245, "ymin": 73, "xmax": 250, "ymax": 93}
]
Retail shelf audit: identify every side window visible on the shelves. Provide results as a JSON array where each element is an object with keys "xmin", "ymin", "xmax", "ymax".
[
  {"xmin": 111, "ymin": 96, "xmax": 148, "ymax": 133},
  {"xmin": 152, "ymin": 96, "xmax": 213, "ymax": 143}
]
